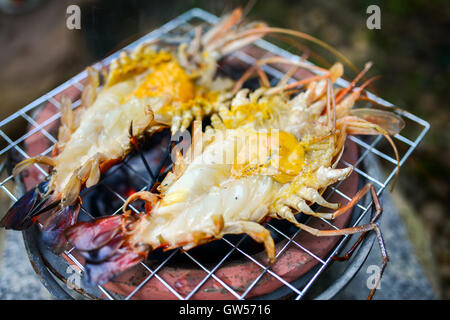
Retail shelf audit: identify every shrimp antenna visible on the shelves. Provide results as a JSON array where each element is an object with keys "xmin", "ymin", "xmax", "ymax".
[
  {"xmin": 347, "ymin": 75, "xmax": 401, "ymax": 190},
  {"xmin": 335, "ymin": 61, "xmax": 373, "ymax": 104},
  {"xmin": 234, "ymin": 26, "xmax": 360, "ymax": 75}
]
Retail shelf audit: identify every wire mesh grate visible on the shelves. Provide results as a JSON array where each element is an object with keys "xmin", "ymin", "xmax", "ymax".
[{"xmin": 0, "ymin": 8, "xmax": 429, "ymax": 300}]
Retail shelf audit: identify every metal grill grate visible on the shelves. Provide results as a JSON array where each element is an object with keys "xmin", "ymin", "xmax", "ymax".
[{"xmin": 0, "ymin": 9, "xmax": 429, "ymax": 300}]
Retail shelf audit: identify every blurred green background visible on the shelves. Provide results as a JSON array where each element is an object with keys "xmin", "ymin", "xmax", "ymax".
[{"xmin": 0, "ymin": 0, "xmax": 448, "ymax": 298}]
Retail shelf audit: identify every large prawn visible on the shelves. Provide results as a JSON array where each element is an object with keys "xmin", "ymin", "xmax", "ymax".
[
  {"xmin": 65, "ymin": 60, "xmax": 404, "ymax": 299},
  {"xmin": 0, "ymin": 8, "xmax": 268, "ymax": 252}
]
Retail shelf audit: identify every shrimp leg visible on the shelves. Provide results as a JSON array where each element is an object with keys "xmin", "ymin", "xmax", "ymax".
[
  {"xmin": 222, "ymin": 221, "xmax": 276, "ymax": 264},
  {"xmin": 274, "ymin": 183, "xmax": 388, "ymax": 300}
]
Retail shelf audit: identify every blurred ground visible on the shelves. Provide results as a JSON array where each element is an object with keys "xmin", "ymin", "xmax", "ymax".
[{"xmin": 0, "ymin": 0, "xmax": 448, "ymax": 299}]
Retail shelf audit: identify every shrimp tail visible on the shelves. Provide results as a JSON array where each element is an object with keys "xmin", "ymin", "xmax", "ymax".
[
  {"xmin": 40, "ymin": 202, "xmax": 81, "ymax": 254},
  {"xmin": 65, "ymin": 215, "xmax": 146, "ymax": 286},
  {"xmin": 1, "ymin": 154, "xmax": 59, "ymax": 231},
  {"xmin": 0, "ymin": 179, "xmax": 82, "ymax": 253},
  {"xmin": 0, "ymin": 181, "xmax": 50, "ymax": 230}
]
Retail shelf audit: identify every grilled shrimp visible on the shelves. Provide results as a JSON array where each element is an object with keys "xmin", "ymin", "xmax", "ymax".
[
  {"xmin": 65, "ymin": 61, "xmax": 404, "ymax": 301},
  {"xmin": 0, "ymin": 8, "xmax": 267, "ymax": 252}
]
